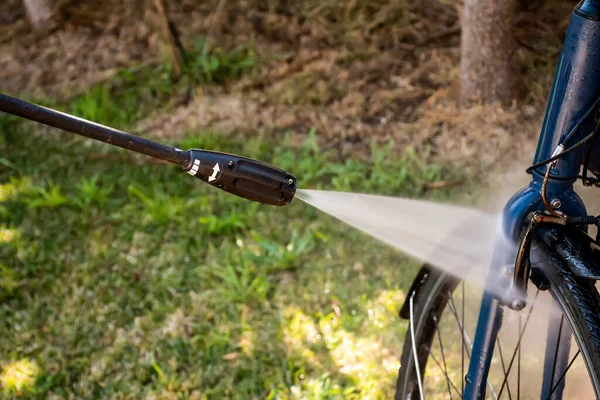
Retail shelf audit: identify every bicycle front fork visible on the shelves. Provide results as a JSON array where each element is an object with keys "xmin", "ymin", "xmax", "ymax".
[
  {"xmin": 463, "ymin": 240, "xmax": 572, "ymax": 400},
  {"xmin": 463, "ymin": 235, "xmax": 509, "ymax": 399},
  {"xmin": 463, "ymin": 292, "xmax": 503, "ymax": 399}
]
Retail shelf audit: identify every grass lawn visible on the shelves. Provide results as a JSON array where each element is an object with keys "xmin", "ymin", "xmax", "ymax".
[{"xmin": 0, "ymin": 63, "xmax": 462, "ymax": 399}]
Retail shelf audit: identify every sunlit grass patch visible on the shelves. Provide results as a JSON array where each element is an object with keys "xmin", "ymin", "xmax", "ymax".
[
  {"xmin": 319, "ymin": 313, "xmax": 401, "ymax": 398},
  {"xmin": 283, "ymin": 294, "xmax": 406, "ymax": 399},
  {"xmin": 0, "ymin": 359, "xmax": 40, "ymax": 395},
  {"xmin": 239, "ymin": 327, "xmax": 255, "ymax": 357},
  {"xmin": 288, "ymin": 374, "xmax": 360, "ymax": 400},
  {"xmin": 285, "ymin": 307, "xmax": 321, "ymax": 343},
  {"xmin": 0, "ymin": 228, "xmax": 17, "ymax": 244}
]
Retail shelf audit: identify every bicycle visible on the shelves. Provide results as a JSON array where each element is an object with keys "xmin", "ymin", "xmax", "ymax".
[{"xmin": 395, "ymin": 0, "xmax": 600, "ymax": 398}]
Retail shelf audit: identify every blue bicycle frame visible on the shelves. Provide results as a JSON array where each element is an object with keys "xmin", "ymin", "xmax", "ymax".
[{"xmin": 464, "ymin": 1, "xmax": 600, "ymax": 398}]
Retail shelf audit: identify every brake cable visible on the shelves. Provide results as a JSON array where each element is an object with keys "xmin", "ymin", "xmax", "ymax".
[
  {"xmin": 509, "ymin": 98, "xmax": 600, "ymax": 309},
  {"xmin": 526, "ymin": 128, "xmax": 597, "ymax": 175},
  {"xmin": 526, "ymin": 94, "xmax": 600, "ymax": 175}
]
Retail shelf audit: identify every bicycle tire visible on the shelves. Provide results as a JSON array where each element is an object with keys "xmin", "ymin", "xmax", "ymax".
[{"xmin": 395, "ymin": 237, "xmax": 600, "ymax": 399}]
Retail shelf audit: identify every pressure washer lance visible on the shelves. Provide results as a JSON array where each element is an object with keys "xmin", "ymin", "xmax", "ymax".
[{"xmin": 0, "ymin": 93, "xmax": 296, "ymax": 206}]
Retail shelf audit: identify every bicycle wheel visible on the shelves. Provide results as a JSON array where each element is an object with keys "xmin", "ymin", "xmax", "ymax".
[{"xmin": 395, "ymin": 236, "xmax": 600, "ymax": 399}]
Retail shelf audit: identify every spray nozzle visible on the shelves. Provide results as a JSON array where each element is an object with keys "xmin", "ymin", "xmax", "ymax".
[
  {"xmin": 185, "ymin": 149, "xmax": 296, "ymax": 206},
  {"xmin": 0, "ymin": 93, "xmax": 297, "ymax": 206}
]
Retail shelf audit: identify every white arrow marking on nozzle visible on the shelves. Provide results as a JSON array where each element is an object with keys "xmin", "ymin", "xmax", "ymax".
[{"xmin": 208, "ymin": 163, "xmax": 220, "ymax": 182}]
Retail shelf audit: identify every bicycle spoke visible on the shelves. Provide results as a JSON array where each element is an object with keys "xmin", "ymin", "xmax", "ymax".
[
  {"xmin": 518, "ymin": 314, "xmax": 522, "ymax": 400},
  {"xmin": 497, "ymin": 338, "xmax": 513, "ymax": 400},
  {"xmin": 497, "ymin": 290, "xmax": 540, "ymax": 398},
  {"xmin": 462, "ymin": 281, "xmax": 465, "ymax": 397},
  {"xmin": 547, "ymin": 350, "xmax": 581, "ymax": 399},
  {"xmin": 434, "ymin": 315, "xmax": 454, "ymax": 400},
  {"xmin": 407, "ymin": 267, "xmax": 593, "ymax": 400},
  {"xmin": 548, "ymin": 315, "xmax": 565, "ymax": 397},
  {"xmin": 409, "ymin": 292, "xmax": 425, "ymax": 400},
  {"xmin": 447, "ymin": 291, "xmax": 498, "ymax": 399},
  {"xmin": 425, "ymin": 345, "xmax": 463, "ymax": 399},
  {"xmin": 447, "ymin": 292, "xmax": 472, "ymax": 358}
]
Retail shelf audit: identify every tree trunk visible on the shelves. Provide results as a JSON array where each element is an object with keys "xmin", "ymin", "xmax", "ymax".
[
  {"xmin": 22, "ymin": 0, "xmax": 56, "ymax": 32},
  {"xmin": 460, "ymin": 0, "xmax": 518, "ymax": 104}
]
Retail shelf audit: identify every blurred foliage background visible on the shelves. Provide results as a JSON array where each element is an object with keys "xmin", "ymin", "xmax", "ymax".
[{"xmin": 0, "ymin": 0, "xmax": 578, "ymax": 398}]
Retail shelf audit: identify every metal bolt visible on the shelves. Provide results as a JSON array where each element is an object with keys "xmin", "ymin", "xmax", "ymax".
[
  {"xmin": 511, "ymin": 299, "xmax": 526, "ymax": 310},
  {"xmin": 228, "ymin": 160, "xmax": 234, "ymax": 167},
  {"xmin": 288, "ymin": 178, "xmax": 294, "ymax": 185},
  {"xmin": 550, "ymin": 198, "xmax": 562, "ymax": 209}
]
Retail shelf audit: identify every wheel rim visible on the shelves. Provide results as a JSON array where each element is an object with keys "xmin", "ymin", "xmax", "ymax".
[{"xmin": 402, "ymin": 278, "xmax": 596, "ymax": 400}]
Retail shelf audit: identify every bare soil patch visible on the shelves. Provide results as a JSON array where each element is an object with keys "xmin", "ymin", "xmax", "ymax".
[{"xmin": 0, "ymin": 0, "xmax": 573, "ymax": 174}]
